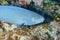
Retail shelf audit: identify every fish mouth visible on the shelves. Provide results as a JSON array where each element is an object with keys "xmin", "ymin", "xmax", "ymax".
[
  {"xmin": 24, "ymin": 16, "xmax": 45, "ymax": 26},
  {"xmin": 32, "ymin": 17, "xmax": 45, "ymax": 25}
]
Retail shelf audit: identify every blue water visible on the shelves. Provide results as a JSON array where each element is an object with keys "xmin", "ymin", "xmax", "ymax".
[{"xmin": 0, "ymin": 6, "xmax": 44, "ymax": 25}]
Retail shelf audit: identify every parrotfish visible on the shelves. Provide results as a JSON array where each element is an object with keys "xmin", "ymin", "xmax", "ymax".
[{"xmin": 0, "ymin": 6, "xmax": 44, "ymax": 26}]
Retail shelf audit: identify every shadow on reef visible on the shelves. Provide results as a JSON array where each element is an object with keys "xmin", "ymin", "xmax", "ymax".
[{"xmin": 25, "ymin": 1, "xmax": 54, "ymax": 23}]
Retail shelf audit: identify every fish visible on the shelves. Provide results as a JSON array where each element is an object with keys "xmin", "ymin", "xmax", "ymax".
[{"xmin": 0, "ymin": 6, "xmax": 44, "ymax": 26}]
